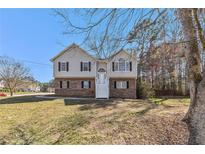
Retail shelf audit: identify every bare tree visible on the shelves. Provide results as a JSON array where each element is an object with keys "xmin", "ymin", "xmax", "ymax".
[
  {"xmin": 0, "ymin": 56, "xmax": 31, "ymax": 96},
  {"xmin": 53, "ymin": 8, "xmax": 167, "ymax": 59}
]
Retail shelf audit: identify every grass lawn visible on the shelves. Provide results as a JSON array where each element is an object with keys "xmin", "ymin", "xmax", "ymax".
[
  {"xmin": 2, "ymin": 91, "xmax": 47, "ymax": 96},
  {"xmin": 0, "ymin": 96, "xmax": 189, "ymax": 144}
]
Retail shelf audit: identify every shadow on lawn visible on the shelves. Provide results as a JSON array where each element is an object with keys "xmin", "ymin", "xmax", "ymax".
[
  {"xmin": 64, "ymin": 98, "xmax": 170, "ymax": 112},
  {"xmin": 0, "ymin": 96, "xmax": 56, "ymax": 105},
  {"xmin": 152, "ymin": 98, "xmax": 168, "ymax": 105},
  {"xmin": 64, "ymin": 99, "xmax": 122, "ymax": 110}
]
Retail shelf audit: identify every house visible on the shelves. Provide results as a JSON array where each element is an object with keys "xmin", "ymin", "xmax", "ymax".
[
  {"xmin": 0, "ymin": 80, "xmax": 5, "ymax": 89},
  {"xmin": 18, "ymin": 81, "xmax": 41, "ymax": 92},
  {"xmin": 51, "ymin": 43, "xmax": 137, "ymax": 99}
]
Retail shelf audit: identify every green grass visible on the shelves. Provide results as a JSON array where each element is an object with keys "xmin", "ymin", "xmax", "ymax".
[
  {"xmin": 14, "ymin": 91, "xmax": 39, "ymax": 94},
  {"xmin": 0, "ymin": 96, "xmax": 189, "ymax": 144},
  {"xmin": 149, "ymin": 97, "xmax": 190, "ymax": 106},
  {"xmin": 4, "ymin": 91, "xmax": 43, "ymax": 95}
]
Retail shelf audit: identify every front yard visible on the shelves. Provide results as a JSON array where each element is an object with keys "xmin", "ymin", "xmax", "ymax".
[{"xmin": 0, "ymin": 96, "xmax": 189, "ymax": 144}]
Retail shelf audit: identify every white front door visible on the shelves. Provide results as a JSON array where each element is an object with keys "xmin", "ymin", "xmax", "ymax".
[{"xmin": 96, "ymin": 72, "xmax": 109, "ymax": 98}]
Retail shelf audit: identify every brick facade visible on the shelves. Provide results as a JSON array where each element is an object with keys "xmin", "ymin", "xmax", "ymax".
[
  {"xmin": 54, "ymin": 78, "xmax": 95, "ymax": 97},
  {"xmin": 54, "ymin": 77, "xmax": 136, "ymax": 99},
  {"xmin": 109, "ymin": 78, "xmax": 136, "ymax": 99}
]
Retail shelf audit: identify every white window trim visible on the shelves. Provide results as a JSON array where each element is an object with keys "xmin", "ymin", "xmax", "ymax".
[
  {"xmin": 113, "ymin": 60, "xmax": 130, "ymax": 72},
  {"xmin": 82, "ymin": 61, "xmax": 90, "ymax": 72},
  {"xmin": 116, "ymin": 81, "xmax": 127, "ymax": 89},
  {"xmin": 82, "ymin": 80, "xmax": 90, "ymax": 89},
  {"xmin": 60, "ymin": 61, "xmax": 66, "ymax": 72}
]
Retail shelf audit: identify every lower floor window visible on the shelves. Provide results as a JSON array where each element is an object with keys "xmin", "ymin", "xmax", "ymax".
[
  {"xmin": 115, "ymin": 81, "xmax": 129, "ymax": 89},
  {"xmin": 82, "ymin": 80, "xmax": 91, "ymax": 89}
]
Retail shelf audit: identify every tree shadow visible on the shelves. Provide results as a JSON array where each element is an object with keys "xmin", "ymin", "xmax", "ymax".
[
  {"xmin": 152, "ymin": 98, "xmax": 168, "ymax": 104},
  {"xmin": 64, "ymin": 99, "xmax": 124, "ymax": 110},
  {"xmin": 0, "ymin": 96, "xmax": 56, "ymax": 105},
  {"xmin": 129, "ymin": 99, "xmax": 176, "ymax": 116},
  {"xmin": 135, "ymin": 106, "xmax": 155, "ymax": 116},
  {"xmin": 130, "ymin": 102, "xmax": 158, "ymax": 116}
]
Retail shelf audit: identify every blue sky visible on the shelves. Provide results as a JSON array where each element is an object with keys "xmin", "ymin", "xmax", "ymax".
[
  {"xmin": 0, "ymin": 9, "xmax": 168, "ymax": 82},
  {"xmin": 0, "ymin": 9, "xmax": 84, "ymax": 82}
]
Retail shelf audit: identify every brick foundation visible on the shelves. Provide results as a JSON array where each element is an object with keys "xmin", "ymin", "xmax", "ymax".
[
  {"xmin": 109, "ymin": 78, "xmax": 136, "ymax": 99},
  {"xmin": 54, "ymin": 77, "xmax": 136, "ymax": 99},
  {"xmin": 54, "ymin": 78, "xmax": 95, "ymax": 97}
]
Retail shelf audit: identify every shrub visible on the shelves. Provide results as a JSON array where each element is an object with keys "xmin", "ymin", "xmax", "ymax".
[{"xmin": 137, "ymin": 80, "xmax": 155, "ymax": 99}]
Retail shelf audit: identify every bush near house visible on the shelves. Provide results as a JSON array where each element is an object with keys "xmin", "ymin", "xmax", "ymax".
[
  {"xmin": 0, "ymin": 88, "xmax": 9, "ymax": 93},
  {"xmin": 137, "ymin": 80, "xmax": 155, "ymax": 98}
]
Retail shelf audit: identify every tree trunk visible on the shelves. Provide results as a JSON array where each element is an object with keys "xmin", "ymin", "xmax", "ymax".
[
  {"xmin": 184, "ymin": 62, "xmax": 190, "ymax": 95},
  {"xmin": 161, "ymin": 61, "xmax": 166, "ymax": 90},
  {"xmin": 178, "ymin": 59, "xmax": 183, "ymax": 94},
  {"xmin": 151, "ymin": 68, "xmax": 154, "ymax": 88},
  {"xmin": 9, "ymin": 89, "xmax": 13, "ymax": 96},
  {"xmin": 178, "ymin": 9, "xmax": 205, "ymax": 144}
]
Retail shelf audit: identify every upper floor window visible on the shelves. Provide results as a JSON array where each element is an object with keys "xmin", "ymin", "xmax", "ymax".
[
  {"xmin": 58, "ymin": 62, "xmax": 69, "ymax": 72},
  {"xmin": 112, "ymin": 58, "xmax": 132, "ymax": 72},
  {"xmin": 61, "ymin": 62, "xmax": 66, "ymax": 71},
  {"xmin": 81, "ymin": 61, "xmax": 91, "ymax": 72}
]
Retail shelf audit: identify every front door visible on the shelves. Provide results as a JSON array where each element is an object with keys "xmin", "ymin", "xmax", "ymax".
[{"xmin": 96, "ymin": 71, "xmax": 109, "ymax": 98}]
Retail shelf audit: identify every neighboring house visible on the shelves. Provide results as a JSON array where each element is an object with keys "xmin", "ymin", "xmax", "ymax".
[
  {"xmin": 18, "ymin": 81, "xmax": 41, "ymax": 92},
  {"xmin": 47, "ymin": 87, "xmax": 55, "ymax": 93},
  {"xmin": 27, "ymin": 83, "xmax": 41, "ymax": 92},
  {"xmin": 51, "ymin": 43, "xmax": 137, "ymax": 98},
  {"xmin": 0, "ymin": 80, "xmax": 5, "ymax": 89}
]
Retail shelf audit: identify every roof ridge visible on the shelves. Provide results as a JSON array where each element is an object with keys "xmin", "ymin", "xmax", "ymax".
[{"xmin": 51, "ymin": 43, "xmax": 135, "ymax": 62}]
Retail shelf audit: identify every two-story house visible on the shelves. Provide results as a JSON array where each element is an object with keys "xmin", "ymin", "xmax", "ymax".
[{"xmin": 51, "ymin": 43, "xmax": 137, "ymax": 99}]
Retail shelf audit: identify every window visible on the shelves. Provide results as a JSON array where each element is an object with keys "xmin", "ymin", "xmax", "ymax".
[
  {"xmin": 60, "ymin": 81, "xmax": 63, "ymax": 88},
  {"xmin": 119, "ymin": 58, "xmax": 125, "ymax": 71},
  {"xmin": 115, "ymin": 81, "xmax": 129, "ymax": 89},
  {"xmin": 58, "ymin": 62, "xmax": 69, "ymax": 72},
  {"xmin": 112, "ymin": 59, "xmax": 131, "ymax": 72},
  {"xmin": 114, "ymin": 62, "xmax": 119, "ymax": 71},
  {"xmin": 61, "ymin": 62, "xmax": 66, "ymax": 71},
  {"xmin": 81, "ymin": 62, "xmax": 91, "ymax": 72},
  {"xmin": 81, "ymin": 81, "xmax": 91, "ymax": 89}
]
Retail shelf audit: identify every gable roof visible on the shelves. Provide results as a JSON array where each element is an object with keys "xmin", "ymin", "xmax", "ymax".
[
  {"xmin": 108, "ymin": 49, "xmax": 136, "ymax": 60},
  {"xmin": 51, "ymin": 43, "xmax": 136, "ymax": 62},
  {"xmin": 50, "ymin": 43, "xmax": 95, "ymax": 62}
]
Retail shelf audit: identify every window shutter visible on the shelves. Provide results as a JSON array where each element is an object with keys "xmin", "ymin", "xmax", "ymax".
[
  {"xmin": 80, "ymin": 62, "xmax": 83, "ymax": 71},
  {"xmin": 66, "ymin": 62, "xmax": 69, "ymax": 72},
  {"xmin": 89, "ymin": 81, "xmax": 91, "ymax": 88},
  {"xmin": 130, "ymin": 61, "xmax": 132, "ymax": 71},
  {"xmin": 114, "ymin": 81, "xmax": 116, "ymax": 89},
  {"xmin": 67, "ymin": 81, "xmax": 69, "ymax": 88},
  {"xmin": 89, "ymin": 62, "xmax": 91, "ymax": 71},
  {"xmin": 127, "ymin": 81, "xmax": 129, "ymax": 89},
  {"xmin": 81, "ymin": 81, "xmax": 84, "ymax": 88},
  {"xmin": 112, "ymin": 62, "xmax": 115, "ymax": 72},
  {"xmin": 58, "ymin": 62, "xmax": 61, "ymax": 72},
  {"xmin": 60, "ymin": 81, "xmax": 62, "ymax": 88}
]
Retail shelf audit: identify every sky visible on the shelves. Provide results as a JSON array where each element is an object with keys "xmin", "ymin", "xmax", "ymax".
[
  {"xmin": 0, "ymin": 9, "xmax": 166, "ymax": 82},
  {"xmin": 0, "ymin": 9, "xmax": 84, "ymax": 82}
]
